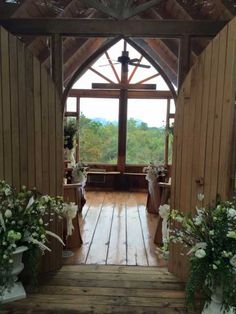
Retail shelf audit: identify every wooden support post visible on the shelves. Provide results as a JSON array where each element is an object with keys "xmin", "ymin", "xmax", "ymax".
[
  {"xmin": 51, "ymin": 34, "xmax": 63, "ymax": 96},
  {"xmin": 164, "ymin": 98, "xmax": 170, "ymax": 166},
  {"xmin": 118, "ymin": 88, "xmax": 128, "ymax": 173},
  {"xmin": 118, "ymin": 46, "xmax": 128, "ymax": 173},
  {"xmin": 178, "ymin": 35, "xmax": 191, "ymax": 92}
]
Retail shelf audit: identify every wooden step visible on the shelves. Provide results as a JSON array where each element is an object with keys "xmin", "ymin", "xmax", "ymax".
[{"xmin": 2, "ymin": 265, "xmax": 189, "ymax": 314}]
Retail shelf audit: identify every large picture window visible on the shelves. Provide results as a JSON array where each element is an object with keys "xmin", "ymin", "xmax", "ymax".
[
  {"xmin": 126, "ymin": 99, "xmax": 167, "ymax": 164},
  {"xmin": 79, "ymin": 98, "xmax": 119, "ymax": 164},
  {"xmin": 65, "ymin": 39, "xmax": 175, "ymax": 169}
]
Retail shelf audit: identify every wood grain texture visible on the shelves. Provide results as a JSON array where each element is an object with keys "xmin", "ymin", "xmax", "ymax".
[
  {"xmin": 2, "ymin": 264, "xmax": 188, "ymax": 314},
  {"xmin": 169, "ymin": 17, "xmax": 236, "ymax": 280},
  {"xmin": 0, "ymin": 26, "xmax": 63, "ymax": 272},
  {"xmin": 63, "ymin": 191, "xmax": 165, "ymax": 267}
]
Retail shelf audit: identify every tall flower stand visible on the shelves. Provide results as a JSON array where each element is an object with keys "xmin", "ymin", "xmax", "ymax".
[
  {"xmin": 0, "ymin": 246, "xmax": 28, "ymax": 303},
  {"xmin": 202, "ymin": 286, "xmax": 235, "ymax": 314}
]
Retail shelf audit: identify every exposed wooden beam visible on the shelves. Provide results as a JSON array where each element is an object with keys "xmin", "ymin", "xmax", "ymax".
[
  {"xmin": 134, "ymin": 73, "xmax": 160, "ymax": 85},
  {"xmin": 69, "ymin": 89, "xmax": 173, "ymax": 98},
  {"xmin": 105, "ymin": 51, "xmax": 120, "ymax": 83},
  {"xmin": 91, "ymin": 83, "xmax": 157, "ymax": 90},
  {"xmin": 178, "ymin": 35, "xmax": 191, "ymax": 91},
  {"xmin": 0, "ymin": 18, "xmax": 227, "ymax": 37},
  {"xmin": 82, "ymin": 0, "xmax": 163, "ymax": 20},
  {"xmin": 89, "ymin": 67, "xmax": 116, "ymax": 84},
  {"xmin": 128, "ymin": 55, "xmax": 143, "ymax": 83},
  {"xmin": 51, "ymin": 33, "xmax": 63, "ymax": 95}
]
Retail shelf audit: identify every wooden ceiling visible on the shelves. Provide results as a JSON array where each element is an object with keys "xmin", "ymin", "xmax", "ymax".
[{"xmin": 0, "ymin": 0, "xmax": 235, "ymax": 89}]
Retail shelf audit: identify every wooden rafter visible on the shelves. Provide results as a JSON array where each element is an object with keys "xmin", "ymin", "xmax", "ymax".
[
  {"xmin": 128, "ymin": 55, "xmax": 143, "ymax": 83},
  {"xmin": 134, "ymin": 73, "xmax": 160, "ymax": 85},
  {"xmin": 82, "ymin": 0, "xmax": 163, "ymax": 20},
  {"xmin": 88, "ymin": 66, "xmax": 116, "ymax": 84},
  {"xmin": 105, "ymin": 51, "xmax": 120, "ymax": 83},
  {"xmin": 69, "ymin": 89, "xmax": 173, "ymax": 98},
  {"xmin": 0, "ymin": 18, "xmax": 227, "ymax": 37},
  {"xmin": 92, "ymin": 83, "xmax": 156, "ymax": 90}
]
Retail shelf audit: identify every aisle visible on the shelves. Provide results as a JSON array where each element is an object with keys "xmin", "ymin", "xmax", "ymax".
[{"xmin": 63, "ymin": 191, "xmax": 165, "ymax": 267}]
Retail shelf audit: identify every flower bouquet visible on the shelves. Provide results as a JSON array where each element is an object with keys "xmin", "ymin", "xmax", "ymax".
[
  {"xmin": 0, "ymin": 180, "xmax": 65, "ymax": 300},
  {"xmin": 168, "ymin": 194, "xmax": 236, "ymax": 313},
  {"xmin": 143, "ymin": 162, "xmax": 168, "ymax": 181},
  {"xmin": 72, "ymin": 162, "xmax": 89, "ymax": 187}
]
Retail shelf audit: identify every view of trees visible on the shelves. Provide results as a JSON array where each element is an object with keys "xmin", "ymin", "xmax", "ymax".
[{"xmin": 79, "ymin": 114, "xmax": 168, "ymax": 164}]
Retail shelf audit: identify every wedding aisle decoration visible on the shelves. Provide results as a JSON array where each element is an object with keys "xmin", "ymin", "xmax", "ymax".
[
  {"xmin": 168, "ymin": 194, "xmax": 236, "ymax": 313},
  {"xmin": 0, "ymin": 181, "xmax": 65, "ymax": 302},
  {"xmin": 72, "ymin": 161, "xmax": 89, "ymax": 187},
  {"xmin": 143, "ymin": 162, "xmax": 168, "ymax": 213}
]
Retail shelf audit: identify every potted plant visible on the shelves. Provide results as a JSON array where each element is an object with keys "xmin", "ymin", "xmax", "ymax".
[
  {"xmin": 64, "ymin": 118, "xmax": 78, "ymax": 167},
  {"xmin": 0, "ymin": 180, "xmax": 65, "ymax": 303},
  {"xmin": 168, "ymin": 194, "xmax": 236, "ymax": 313}
]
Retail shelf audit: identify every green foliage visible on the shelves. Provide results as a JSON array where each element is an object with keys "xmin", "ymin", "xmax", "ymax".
[
  {"xmin": 79, "ymin": 114, "xmax": 166, "ymax": 164},
  {"xmin": 0, "ymin": 181, "xmax": 64, "ymax": 297},
  {"xmin": 64, "ymin": 118, "xmax": 78, "ymax": 150},
  {"xmin": 169, "ymin": 197, "xmax": 236, "ymax": 313}
]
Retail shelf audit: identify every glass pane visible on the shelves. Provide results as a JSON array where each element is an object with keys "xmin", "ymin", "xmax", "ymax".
[
  {"xmin": 170, "ymin": 99, "xmax": 176, "ymax": 113},
  {"xmin": 79, "ymin": 98, "xmax": 119, "ymax": 164},
  {"xmin": 126, "ymin": 99, "xmax": 167, "ymax": 165},
  {"xmin": 66, "ymin": 97, "xmax": 77, "ymax": 112}
]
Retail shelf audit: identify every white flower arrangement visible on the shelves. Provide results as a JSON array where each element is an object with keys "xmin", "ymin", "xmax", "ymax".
[
  {"xmin": 167, "ymin": 194, "xmax": 236, "ymax": 312},
  {"xmin": 62, "ymin": 202, "xmax": 78, "ymax": 237},
  {"xmin": 0, "ymin": 181, "xmax": 65, "ymax": 296},
  {"xmin": 72, "ymin": 162, "xmax": 89, "ymax": 186},
  {"xmin": 143, "ymin": 162, "xmax": 168, "ymax": 182}
]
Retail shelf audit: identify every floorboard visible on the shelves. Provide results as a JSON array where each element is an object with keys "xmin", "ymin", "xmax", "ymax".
[
  {"xmin": 63, "ymin": 191, "xmax": 163, "ymax": 266},
  {"xmin": 2, "ymin": 265, "xmax": 189, "ymax": 314}
]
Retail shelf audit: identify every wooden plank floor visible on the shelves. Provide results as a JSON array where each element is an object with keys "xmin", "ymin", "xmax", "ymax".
[
  {"xmin": 63, "ymin": 191, "xmax": 165, "ymax": 266},
  {"xmin": 2, "ymin": 265, "xmax": 188, "ymax": 314}
]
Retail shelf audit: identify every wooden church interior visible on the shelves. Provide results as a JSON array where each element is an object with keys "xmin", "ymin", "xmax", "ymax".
[{"xmin": 1, "ymin": 0, "xmax": 236, "ymax": 312}]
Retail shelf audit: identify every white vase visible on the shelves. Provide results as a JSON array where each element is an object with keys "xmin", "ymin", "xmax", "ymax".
[
  {"xmin": 202, "ymin": 285, "xmax": 235, "ymax": 314},
  {"xmin": 0, "ymin": 246, "xmax": 28, "ymax": 304}
]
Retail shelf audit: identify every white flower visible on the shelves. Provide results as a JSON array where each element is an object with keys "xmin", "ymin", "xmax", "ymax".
[
  {"xmin": 212, "ymin": 264, "xmax": 218, "ymax": 270},
  {"xmin": 194, "ymin": 216, "xmax": 203, "ymax": 226},
  {"xmin": 187, "ymin": 242, "xmax": 207, "ymax": 255},
  {"xmin": 175, "ymin": 216, "xmax": 184, "ymax": 223},
  {"xmin": 230, "ymin": 255, "xmax": 236, "ymax": 268},
  {"xmin": 209, "ymin": 230, "xmax": 214, "ymax": 236},
  {"xmin": 26, "ymin": 196, "xmax": 35, "ymax": 209},
  {"xmin": 227, "ymin": 231, "xmax": 236, "ymax": 240},
  {"xmin": 4, "ymin": 209, "xmax": 12, "ymax": 218},
  {"xmin": 39, "ymin": 218, "xmax": 43, "ymax": 225},
  {"xmin": 195, "ymin": 249, "xmax": 206, "ymax": 259},
  {"xmin": 227, "ymin": 208, "xmax": 236, "ymax": 219},
  {"xmin": 197, "ymin": 193, "xmax": 204, "ymax": 202},
  {"xmin": 159, "ymin": 204, "xmax": 170, "ymax": 219}
]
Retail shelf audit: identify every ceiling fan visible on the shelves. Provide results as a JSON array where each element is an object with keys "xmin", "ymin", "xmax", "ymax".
[
  {"xmin": 116, "ymin": 51, "xmax": 151, "ymax": 69},
  {"xmin": 100, "ymin": 41, "xmax": 151, "ymax": 69}
]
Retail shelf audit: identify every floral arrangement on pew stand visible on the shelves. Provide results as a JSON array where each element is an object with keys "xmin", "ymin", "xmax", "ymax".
[
  {"xmin": 167, "ymin": 194, "xmax": 236, "ymax": 313},
  {"xmin": 156, "ymin": 204, "xmax": 170, "ymax": 259},
  {"xmin": 72, "ymin": 161, "xmax": 89, "ymax": 188},
  {"xmin": 0, "ymin": 180, "xmax": 65, "ymax": 303},
  {"xmin": 143, "ymin": 162, "xmax": 168, "ymax": 214},
  {"xmin": 143, "ymin": 162, "xmax": 168, "ymax": 182}
]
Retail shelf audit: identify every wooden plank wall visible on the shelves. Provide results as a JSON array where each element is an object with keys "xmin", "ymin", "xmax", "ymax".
[
  {"xmin": 169, "ymin": 18, "xmax": 236, "ymax": 280},
  {"xmin": 0, "ymin": 26, "xmax": 63, "ymax": 272}
]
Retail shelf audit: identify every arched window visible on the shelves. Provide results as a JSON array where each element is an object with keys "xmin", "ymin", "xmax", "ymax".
[{"xmin": 65, "ymin": 39, "xmax": 175, "ymax": 170}]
